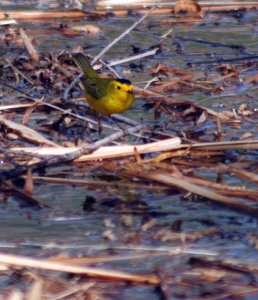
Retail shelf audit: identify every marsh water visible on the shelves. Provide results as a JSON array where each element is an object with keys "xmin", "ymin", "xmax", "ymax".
[{"xmin": 0, "ymin": 1, "xmax": 258, "ymax": 299}]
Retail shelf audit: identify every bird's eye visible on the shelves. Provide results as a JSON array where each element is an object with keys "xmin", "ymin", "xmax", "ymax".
[{"xmin": 117, "ymin": 86, "xmax": 121, "ymax": 90}]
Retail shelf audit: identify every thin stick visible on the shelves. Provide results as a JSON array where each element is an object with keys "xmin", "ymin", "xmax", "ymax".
[
  {"xmin": 108, "ymin": 48, "xmax": 159, "ymax": 67},
  {"xmin": 91, "ymin": 6, "xmax": 156, "ymax": 65},
  {"xmin": 0, "ymin": 253, "xmax": 159, "ymax": 284},
  {"xmin": 4, "ymin": 58, "xmax": 35, "ymax": 86},
  {"xmin": 63, "ymin": 73, "xmax": 83, "ymax": 100}
]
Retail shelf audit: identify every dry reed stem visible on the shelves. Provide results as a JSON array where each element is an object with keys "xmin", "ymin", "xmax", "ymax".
[
  {"xmin": 9, "ymin": 139, "xmax": 258, "ymax": 165},
  {"xmin": 29, "ymin": 176, "xmax": 167, "ymax": 191},
  {"xmin": 0, "ymin": 4, "xmax": 257, "ymax": 20}
]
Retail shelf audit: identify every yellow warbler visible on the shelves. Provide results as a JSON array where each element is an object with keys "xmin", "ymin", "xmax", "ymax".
[{"xmin": 73, "ymin": 53, "xmax": 135, "ymax": 115}]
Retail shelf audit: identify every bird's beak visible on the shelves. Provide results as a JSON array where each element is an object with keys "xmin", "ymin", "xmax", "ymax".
[{"xmin": 128, "ymin": 90, "xmax": 134, "ymax": 95}]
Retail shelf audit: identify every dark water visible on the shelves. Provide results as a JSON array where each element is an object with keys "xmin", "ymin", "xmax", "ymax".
[{"xmin": 0, "ymin": 2, "xmax": 258, "ymax": 299}]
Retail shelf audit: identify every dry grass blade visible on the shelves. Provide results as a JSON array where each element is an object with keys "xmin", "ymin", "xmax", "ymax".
[
  {"xmin": 19, "ymin": 28, "xmax": 39, "ymax": 63},
  {"xmin": 0, "ymin": 253, "xmax": 160, "ymax": 284},
  {"xmin": 0, "ymin": 115, "xmax": 61, "ymax": 147}
]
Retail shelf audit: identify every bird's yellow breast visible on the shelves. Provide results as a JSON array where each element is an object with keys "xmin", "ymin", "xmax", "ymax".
[
  {"xmin": 86, "ymin": 90, "xmax": 134, "ymax": 115},
  {"xmin": 86, "ymin": 80, "xmax": 135, "ymax": 115}
]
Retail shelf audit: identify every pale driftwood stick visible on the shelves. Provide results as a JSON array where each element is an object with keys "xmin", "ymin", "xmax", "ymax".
[
  {"xmin": 0, "ymin": 253, "xmax": 159, "ymax": 284},
  {"xmin": 12, "ymin": 137, "xmax": 181, "ymax": 162},
  {"xmin": 91, "ymin": 6, "xmax": 156, "ymax": 64},
  {"xmin": 0, "ymin": 124, "xmax": 146, "ymax": 184},
  {"xmin": 10, "ymin": 139, "xmax": 258, "ymax": 163}
]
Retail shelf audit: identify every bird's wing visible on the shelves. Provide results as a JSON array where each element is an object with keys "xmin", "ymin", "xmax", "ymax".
[{"xmin": 83, "ymin": 77, "xmax": 112, "ymax": 100}]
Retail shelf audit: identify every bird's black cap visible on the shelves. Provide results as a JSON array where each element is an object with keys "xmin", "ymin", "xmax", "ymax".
[{"xmin": 116, "ymin": 78, "xmax": 132, "ymax": 85}]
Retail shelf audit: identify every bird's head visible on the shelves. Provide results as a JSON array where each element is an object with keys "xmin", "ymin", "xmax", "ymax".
[{"xmin": 110, "ymin": 79, "xmax": 134, "ymax": 98}]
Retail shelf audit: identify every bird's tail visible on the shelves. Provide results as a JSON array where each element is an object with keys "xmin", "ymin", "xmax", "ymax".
[{"xmin": 73, "ymin": 53, "xmax": 98, "ymax": 78}]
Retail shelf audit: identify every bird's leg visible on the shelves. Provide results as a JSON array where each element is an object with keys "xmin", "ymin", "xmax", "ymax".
[{"xmin": 97, "ymin": 114, "xmax": 103, "ymax": 136}]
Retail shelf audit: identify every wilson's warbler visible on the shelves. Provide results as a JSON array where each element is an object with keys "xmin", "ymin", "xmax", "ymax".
[{"xmin": 73, "ymin": 53, "xmax": 135, "ymax": 115}]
